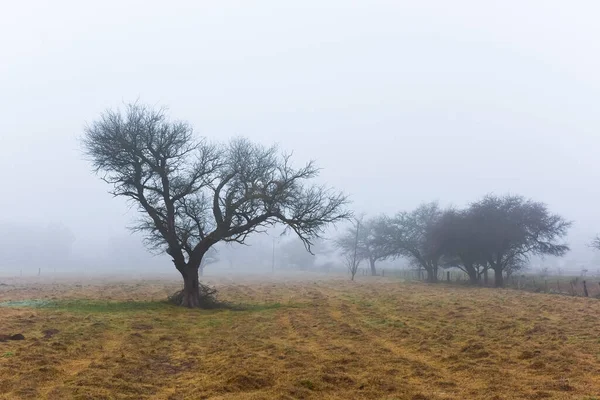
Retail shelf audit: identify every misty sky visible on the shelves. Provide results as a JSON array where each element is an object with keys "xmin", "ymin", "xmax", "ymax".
[{"xmin": 2, "ymin": 1, "xmax": 600, "ymax": 272}]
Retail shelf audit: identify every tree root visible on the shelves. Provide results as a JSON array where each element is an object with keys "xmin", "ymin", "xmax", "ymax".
[{"xmin": 168, "ymin": 282, "xmax": 221, "ymax": 309}]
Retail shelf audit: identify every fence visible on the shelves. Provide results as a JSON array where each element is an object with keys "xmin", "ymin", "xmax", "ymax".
[
  {"xmin": 361, "ymin": 267, "xmax": 600, "ymax": 298},
  {"xmin": 358, "ymin": 267, "xmax": 470, "ymax": 282}
]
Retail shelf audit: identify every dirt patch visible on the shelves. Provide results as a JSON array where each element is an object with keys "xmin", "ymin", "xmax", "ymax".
[
  {"xmin": 131, "ymin": 324, "xmax": 153, "ymax": 330},
  {"xmin": 42, "ymin": 329, "xmax": 60, "ymax": 339},
  {"xmin": 225, "ymin": 371, "xmax": 275, "ymax": 391},
  {"xmin": 460, "ymin": 342, "xmax": 489, "ymax": 359},
  {"xmin": 0, "ymin": 333, "xmax": 25, "ymax": 341}
]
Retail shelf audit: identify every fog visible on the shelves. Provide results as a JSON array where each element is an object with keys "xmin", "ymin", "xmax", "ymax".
[{"xmin": 2, "ymin": 1, "xmax": 600, "ymax": 276}]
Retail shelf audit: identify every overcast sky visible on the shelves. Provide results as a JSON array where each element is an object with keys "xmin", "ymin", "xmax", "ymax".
[{"xmin": 2, "ymin": 1, "xmax": 600, "ymax": 272}]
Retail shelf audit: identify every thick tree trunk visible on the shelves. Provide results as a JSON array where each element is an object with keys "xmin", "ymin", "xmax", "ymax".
[
  {"xmin": 369, "ymin": 259, "xmax": 377, "ymax": 276},
  {"xmin": 494, "ymin": 267, "xmax": 504, "ymax": 288},
  {"xmin": 426, "ymin": 265, "xmax": 438, "ymax": 283},
  {"xmin": 468, "ymin": 270, "xmax": 478, "ymax": 285},
  {"xmin": 180, "ymin": 265, "xmax": 202, "ymax": 308},
  {"xmin": 462, "ymin": 262, "xmax": 478, "ymax": 285}
]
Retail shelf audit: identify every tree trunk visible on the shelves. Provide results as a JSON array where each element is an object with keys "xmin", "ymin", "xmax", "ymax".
[
  {"xmin": 468, "ymin": 270, "xmax": 478, "ymax": 285},
  {"xmin": 494, "ymin": 267, "xmax": 504, "ymax": 288},
  {"xmin": 426, "ymin": 265, "xmax": 438, "ymax": 283},
  {"xmin": 462, "ymin": 262, "xmax": 478, "ymax": 285},
  {"xmin": 180, "ymin": 265, "xmax": 202, "ymax": 308},
  {"xmin": 369, "ymin": 259, "xmax": 377, "ymax": 276}
]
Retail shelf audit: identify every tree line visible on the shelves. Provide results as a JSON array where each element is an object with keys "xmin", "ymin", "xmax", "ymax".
[{"xmin": 335, "ymin": 196, "xmax": 572, "ymax": 288}]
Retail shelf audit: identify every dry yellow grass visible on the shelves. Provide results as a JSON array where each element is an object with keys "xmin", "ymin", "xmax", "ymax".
[{"xmin": 1, "ymin": 276, "xmax": 600, "ymax": 399}]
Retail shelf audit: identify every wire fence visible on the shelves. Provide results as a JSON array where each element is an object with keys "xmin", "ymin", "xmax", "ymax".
[{"xmin": 359, "ymin": 267, "xmax": 600, "ymax": 298}]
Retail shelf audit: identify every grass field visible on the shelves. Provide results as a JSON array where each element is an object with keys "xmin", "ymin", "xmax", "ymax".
[{"xmin": 1, "ymin": 276, "xmax": 600, "ymax": 399}]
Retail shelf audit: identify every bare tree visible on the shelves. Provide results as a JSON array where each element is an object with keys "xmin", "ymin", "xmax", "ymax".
[
  {"xmin": 83, "ymin": 103, "xmax": 350, "ymax": 307},
  {"xmin": 373, "ymin": 203, "xmax": 444, "ymax": 283},
  {"xmin": 468, "ymin": 194, "xmax": 571, "ymax": 288},
  {"xmin": 590, "ymin": 236, "xmax": 600, "ymax": 251},
  {"xmin": 335, "ymin": 216, "xmax": 389, "ymax": 276},
  {"xmin": 344, "ymin": 218, "xmax": 362, "ymax": 281}
]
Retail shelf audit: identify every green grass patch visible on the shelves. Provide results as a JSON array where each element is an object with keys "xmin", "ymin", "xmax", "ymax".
[
  {"xmin": 0, "ymin": 300, "xmax": 51, "ymax": 308},
  {"xmin": 0, "ymin": 299, "xmax": 171, "ymax": 313},
  {"xmin": 50, "ymin": 300, "xmax": 173, "ymax": 313},
  {"xmin": 0, "ymin": 299, "xmax": 305, "ymax": 314}
]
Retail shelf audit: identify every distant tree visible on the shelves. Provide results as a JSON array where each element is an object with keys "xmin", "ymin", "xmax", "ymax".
[
  {"xmin": 199, "ymin": 247, "xmax": 218, "ymax": 277},
  {"xmin": 468, "ymin": 194, "xmax": 571, "ymax": 288},
  {"xmin": 373, "ymin": 203, "xmax": 444, "ymax": 283},
  {"xmin": 83, "ymin": 103, "xmax": 349, "ymax": 307},
  {"xmin": 335, "ymin": 217, "xmax": 389, "ymax": 276},
  {"xmin": 343, "ymin": 218, "xmax": 362, "ymax": 281},
  {"xmin": 279, "ymin": 237, "xmax": 325, "ymax": 270},
  {"xmin": 590, "ymin": 236, "xmax": 600, "ymax": 251},
  {"xmin": 428, "ymin": 209, "xmax": 487, "ymax": 284}
]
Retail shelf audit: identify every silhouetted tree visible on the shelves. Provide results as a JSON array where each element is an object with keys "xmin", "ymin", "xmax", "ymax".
[
  {"xmin": 373, "ymin": 202, "xmax": 444, "ymax": 283},
  {"xmin": 591, "ymin": 236, "xmax": 600, "ymax": 251},
  {"xmin": 83, "ymin": 103, "xmax": 349, "ymax": 307},
  {"xmin": 335, "ymin": 217, "xmax": 390, "ymax": 276},
  {"xmin": 428, "ymin": 209, "xmax": 487, "ymax": 284},
  {"xmin": 343, "ymin": 218, "xmax": 362, "ymax": 281},
  {"xmin": 468, "ymin": 194, "xmax": 571, "ymax": 288}
]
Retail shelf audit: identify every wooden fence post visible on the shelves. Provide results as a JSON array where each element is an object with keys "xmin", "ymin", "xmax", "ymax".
[
  {"xmin": 545, "ymin": 280, "xmax": 548, "ymax": 293},
  {"xmin": 583, "ymin": 280, "xmax": 589, "ymax": 297},
  {"xmin": 447, "ymin": 271, "xmax": 450, "ymax": 282}
]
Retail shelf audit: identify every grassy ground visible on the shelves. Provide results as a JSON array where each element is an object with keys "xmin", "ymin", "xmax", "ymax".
[{"xmin": 1, "ymin": 276, "xmax": 600, "ymax": 399}]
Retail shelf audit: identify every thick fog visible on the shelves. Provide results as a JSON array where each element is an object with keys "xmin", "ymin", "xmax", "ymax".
[{"xmin": 2, "ymin": 1, "xmax": 600, "ymax": 276}]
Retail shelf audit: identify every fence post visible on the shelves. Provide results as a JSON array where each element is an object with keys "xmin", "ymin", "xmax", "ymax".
[
  {"xmin": 583, "ymin": 280, "xmax": 589, "ymax": 297},
  {"xmin": 557, "ymin": 280, "xmax": 561, "ymax": 293},
  {"xmin": 447, "ymin": 271, "xmax": 450, "ymax": 282},
  {"xmin": 545, "ymin": 280, "xmax": 548, "ymax": 293}
]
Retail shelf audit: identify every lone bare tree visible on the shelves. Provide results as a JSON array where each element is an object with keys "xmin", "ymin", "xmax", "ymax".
[
  {"xmin": 344, "ymin": 218, "xmax": 362, "ymax": 281},
  {"xmin": 83, "ymin": 103, "xmax": 349, "ymax": 307}
]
